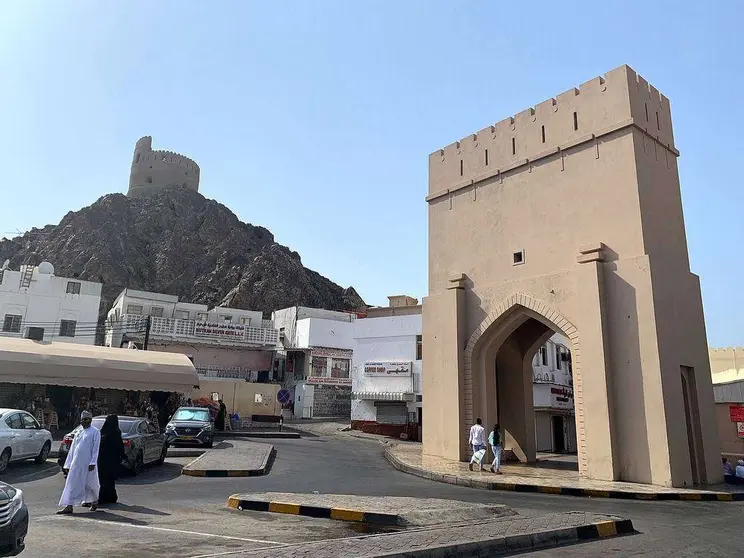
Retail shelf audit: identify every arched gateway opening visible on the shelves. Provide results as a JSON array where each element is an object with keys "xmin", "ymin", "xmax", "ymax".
[{"xmin": 466, "ymin": 295, "xmax": 582, "ymax": 470}]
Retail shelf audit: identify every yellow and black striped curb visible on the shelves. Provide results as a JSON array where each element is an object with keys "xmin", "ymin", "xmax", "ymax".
[
  {"xmin": 182, "ymin": 447, "xmax": 275, "ymax": 478},
  {"xmin": 385, "ymin": 448, "xmax": 744, "ymax": 502},
  {"xmin": 226, "ymin": 496, "xmax": 402, "ymax": 526}
]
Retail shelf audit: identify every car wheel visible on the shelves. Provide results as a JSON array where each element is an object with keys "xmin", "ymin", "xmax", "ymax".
[
  {"xmin": 132, "ymin": 452, "xmax": 144, "ymax": 476},
  {"xmin": 0, "ymin": 448, "xmax": 10, "ymax": 474},
  {"xmin": 156, "ymin": 444, "xmax": 167, "ymax": 466},
  {"xmin": 35, "ymin": 441, "xmax": 51, "ymax": 464}
]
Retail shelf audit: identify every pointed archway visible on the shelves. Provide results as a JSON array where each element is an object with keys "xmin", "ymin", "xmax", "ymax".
[{"xmin": 462, "ymin": 293, "xmax": 587, "ymax": 475}]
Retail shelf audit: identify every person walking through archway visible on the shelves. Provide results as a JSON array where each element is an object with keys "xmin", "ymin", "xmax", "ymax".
[
  {"xmin": 489, "ymin": 423, "xmax": 503, "ymax": 474},
  {"xmin": 98, "ymin": 415, "xmax": 125, "ymax": 505},
  {"xmin": 468, "ymin": 418, "xmax": 486, "ymax": 472}
]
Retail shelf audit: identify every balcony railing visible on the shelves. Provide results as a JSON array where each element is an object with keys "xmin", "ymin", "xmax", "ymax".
[{"xmin": 117, "ymin": 314, "xmax": 279, "ymax": 347}]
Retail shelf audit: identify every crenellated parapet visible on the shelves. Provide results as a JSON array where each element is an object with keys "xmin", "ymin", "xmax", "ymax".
[{"xmin": 428, "ymin": 64, "xmax": 676, "ymax": 200}]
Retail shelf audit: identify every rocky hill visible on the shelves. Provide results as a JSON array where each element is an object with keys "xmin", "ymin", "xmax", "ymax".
[{"xmin": 0, "ymin": 188, "xmax": 366, "ymax": 320}]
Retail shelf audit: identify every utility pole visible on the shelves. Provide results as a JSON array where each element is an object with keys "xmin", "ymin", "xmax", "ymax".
[{"xmin": 143, "ymin": 315, "xmax": 152, "ymax": 350}]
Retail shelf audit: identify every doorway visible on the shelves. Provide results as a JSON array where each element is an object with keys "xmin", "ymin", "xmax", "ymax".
[{"xmin": 552, "ymin": 415, "xmax": 565, "ymax": 453}]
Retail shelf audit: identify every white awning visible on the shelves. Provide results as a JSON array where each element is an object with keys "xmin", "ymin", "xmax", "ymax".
[
  {"xmin": 0, "ymin": 338, "xmax": 199, "ymax": 393},
  {"xmin": 352, "ymin": 391, "xmax": 414, "ymax": 402}
]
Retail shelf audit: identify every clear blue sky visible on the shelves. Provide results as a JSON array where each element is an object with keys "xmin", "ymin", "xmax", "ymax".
[{"xmin": 1, "ymin": 1, "xmax": 741, "ymax": 345}]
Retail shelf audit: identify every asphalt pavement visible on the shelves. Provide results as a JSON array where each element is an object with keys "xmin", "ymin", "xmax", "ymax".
[{"xmin": 2, "ymin": 433, "xmax": 743, "ymax": 557}]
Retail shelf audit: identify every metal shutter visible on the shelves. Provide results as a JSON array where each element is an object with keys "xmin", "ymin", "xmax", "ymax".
[{"xmin": 375, "ymin": 402, "xmax": 407, "ymax": 425}]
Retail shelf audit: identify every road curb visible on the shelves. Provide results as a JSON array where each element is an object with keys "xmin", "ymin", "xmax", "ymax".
[
  {"xmin": 384, "ymin": 448, "xmax": 744, "ymax": 502},
  {"xmin": 182, "ymin": 447, "xmax": 276, "ymax": 478},
  {"xmin": 388, "ymin": 518, "xmax": 635, "ymax": 557},
  {"xmin": 226, "ymin": 495, "xmax": 402, "ymax": 526}
]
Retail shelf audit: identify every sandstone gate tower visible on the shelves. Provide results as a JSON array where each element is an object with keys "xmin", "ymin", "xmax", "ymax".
[
  {"xmin": 127, "ymin": 136, "xmax": 200, "ymax": 197},
  {"xmin": 423, "ymin": 65, "xmax": 721, "ymax": 487}
]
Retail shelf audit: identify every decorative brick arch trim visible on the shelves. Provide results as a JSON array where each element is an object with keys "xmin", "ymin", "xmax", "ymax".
[{"xmin": 461, "ymin": 292, "xmax": 587, "ymax": 471}]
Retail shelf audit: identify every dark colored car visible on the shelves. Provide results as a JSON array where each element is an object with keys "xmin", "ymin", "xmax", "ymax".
[
  {"xmin": 57, "ymin": 416, "xmax": 167, "ymax": 475},
  {"xmin": 0, "ymin": 482, "xmax": 27, "ymax": 556},
  {"xmin": 164, "ymin": 407, "xmax": 214, "ymax": 447}
]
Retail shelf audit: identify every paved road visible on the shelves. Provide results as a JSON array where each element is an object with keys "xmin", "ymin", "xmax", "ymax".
[{"xmin": 3, "ymin": 434, "xmax": 743, "ymax": 556}]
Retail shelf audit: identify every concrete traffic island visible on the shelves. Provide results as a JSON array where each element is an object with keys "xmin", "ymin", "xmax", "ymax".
[
  {"xmin": 227, "ymin": 494, "xmax": 634, "ymax": 557},
  {"xmin": 227, "ymin": 493, "xmax": 516, "ymax": 527},
  {"xmin": 387, "ymin": 444, "xmax": 744, "ymax": 501},
  {"xmin": 182, "ymin": 440, "xmax": 275, "ymax": 477}
]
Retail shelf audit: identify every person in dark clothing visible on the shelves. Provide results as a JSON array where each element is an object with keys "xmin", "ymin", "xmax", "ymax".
[
  {"xmin": 98, "ymin": 415, "xmax": 125, "ymax": 505},
  {"xmin": 215, "ymin": 400, "xmax": 227, "ymax": 431}
]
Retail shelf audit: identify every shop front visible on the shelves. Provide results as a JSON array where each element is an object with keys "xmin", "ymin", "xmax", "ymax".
[{"xmin": 0, "ymin": 337, "xmax": 199, "ymax": 432}]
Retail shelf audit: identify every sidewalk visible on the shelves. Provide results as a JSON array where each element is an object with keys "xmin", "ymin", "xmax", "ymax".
[
  {"xmin": 234, "ymin": 511, "xmax": 633, "ymax": 557},
  {"xmin": 386, "ymin": 444, "xmax": 744, "ymax": 501},
  {"xmin": 182, "ymin": 440, "xmax": 275, "ymax": 477}
]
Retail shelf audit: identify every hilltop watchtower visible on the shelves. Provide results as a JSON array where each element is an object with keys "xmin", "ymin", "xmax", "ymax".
[
  {"xmin": 127, "ymin": 136, "xmax": 200, "ymax": 197},
  {"xmin": 423, "ymin": 65, "xmax": 721, "ymax": 487}
]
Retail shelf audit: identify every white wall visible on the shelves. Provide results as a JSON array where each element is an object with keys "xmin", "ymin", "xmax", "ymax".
[
  {"xmin": 0, "ymin": 266, "xmax": 102, "ymax": 345},
  {"xmin": 351, "ymin": 314, "xmax": 422, "ymax": 422},
  {"xmin": 296, "ymin": 318, "xmax": 355, "ymax": 350}
]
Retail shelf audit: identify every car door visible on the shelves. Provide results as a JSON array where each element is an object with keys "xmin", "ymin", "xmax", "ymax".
[
  {"xmin": 136, "ymin": 421, "xmax": 154, "ymax": 462},
  {"xmin": 3, "ymin": 413, "xmax": 27, "ymax": 458},
  {"xmin": 20, "ymin": 413, "xmax": 44, "ymax": 457},
  {"xmin": 146, "ymin": 421, "xmax": 161, "ymax": 461}
]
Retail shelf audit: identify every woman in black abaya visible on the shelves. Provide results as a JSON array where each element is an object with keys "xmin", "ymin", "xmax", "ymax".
[{"xmin": 98, "ymin": 414, "xmax": 125, "ymax": 505}]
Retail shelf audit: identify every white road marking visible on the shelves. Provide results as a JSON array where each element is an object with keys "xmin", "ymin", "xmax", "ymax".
[
  {"xmin": 189, "ymin": 546, "xmax": 285, "ymax": 558},
  {"xmin": 52, "ymin": 516, "xmax": 286, "ymax": 546}
]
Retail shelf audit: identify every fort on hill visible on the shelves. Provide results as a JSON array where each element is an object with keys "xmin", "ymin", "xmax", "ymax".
[{"xmin": 127, "ymin": 136, "xmax": 200, "ymax": 197}]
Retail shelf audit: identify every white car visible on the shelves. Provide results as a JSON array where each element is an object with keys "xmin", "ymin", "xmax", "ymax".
[{"xmin": 0, "ymin": 409, "xmax": 53, "ymax": 474}]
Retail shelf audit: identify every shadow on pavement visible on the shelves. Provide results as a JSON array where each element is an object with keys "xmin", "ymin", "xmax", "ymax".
[
  {"xmin": 0, "ymin": 461, "xmax": 61, "ymax": 484},
  {"xmin": 103, "ymin": 503, "xmax": 170, "ymax": 516},
  {"xmin": 214, "ymin": 441, "xmax": 233, "ymax": 449},
  {"xmin": 119, "ymin": 462, "xmax": 182, "ymax": 485}
]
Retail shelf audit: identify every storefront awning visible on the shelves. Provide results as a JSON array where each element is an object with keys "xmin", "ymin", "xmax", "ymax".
[
  {"xmin": 0, "ymin": 338, "xmax": 199, "ymax": 393},
  {"xmin": 352, "ymin": 391, "xmax": 414, "ymax": 402}
]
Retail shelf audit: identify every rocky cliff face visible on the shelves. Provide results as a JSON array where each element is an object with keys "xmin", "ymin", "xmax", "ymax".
[{"xmin": 0, "ymin": 188, "xmax": 366, "ymax": 320}]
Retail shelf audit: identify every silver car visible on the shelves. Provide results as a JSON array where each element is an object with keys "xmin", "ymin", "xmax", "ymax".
[
  {"xmin": 58, "ymin": 416, "xmax": 167, "ymax": 476},
  {"xmin": 164, "ymin": 407, "xmax": 214, "ymax": 448}
]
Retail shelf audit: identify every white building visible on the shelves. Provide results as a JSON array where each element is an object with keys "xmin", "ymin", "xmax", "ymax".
[
  {"xmin": 0, "ymin": 261, "xmax": 102, "ymax": 345},
  {"xmin": 105, "ymin": 288, "xmax": 279, "ymax": 381},
  {"xmin": 351, "ymin": 296, "xmax": 422, "ymax": 440},
  {"xmin": 532, "ymin": 333, "xmax": 576, "ymax": 453},
  {"xmin": 272, "ymin": 306, "xmax": 357, "ymax": 418}
]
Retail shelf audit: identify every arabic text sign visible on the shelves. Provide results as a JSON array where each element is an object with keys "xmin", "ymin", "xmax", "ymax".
[
  {"xmin": 363, "ymin": 361, "xmax": 412, "ymax": 377},
  {"xmin": 730, "ymin": 405, "xmax": 744, "ymax": 423},
  {"xmin": 194, "ymin": 322, "xmax": 246, "ymax": 339}
]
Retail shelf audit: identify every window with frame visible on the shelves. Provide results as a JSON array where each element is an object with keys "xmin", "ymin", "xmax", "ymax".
[
  {"xmin": 330, "ymin": 358, "xmax": 350, "ymax": 379},
  {"xmin": 127, "ymin": 304, "xmax": 143, "ymax": 315},
  {"xmin": 5, "ymin": 414, "xmax": 23, "ymax": 429},
  {"xmin": 174, "ymin": 310, "xmax": 190, "ymax": 320},
  {"xmin": 150, "ymin": 306, "xmax": 164, "ymax": 318},
  {"xmin": 311, "ymin": 356, "xmax": 327, "ymax": 377},
  {"xmin": 59, "ymin": 320, "xmax": 77, "ymax": 337},
  {"xmin": 66, "ymin": 281, "xmax": 81, "ymax": 295},
  {"xmin": 21, "ymin": 413, "xmax": 39, "ymax": 429},
  {"xmin": 221, "ymin": 315, "xmax": 233, "ymax": 323},
  {"xmin": 240, "ymin": 317, "xmax": 251, "ymax": 325},
  {"xmin": 555, "ymin": 346, "xmax": 562, "ymax": 370},
  {"xmin": 540, "ymin": 346, "xmax": 548, "ymax": 366},
  {"xmin": 2, "ymin": 314, "xmax": 21, "ymax": 333},
  {"xmin": 196, "ymin": 312, "xmax": 208, "ymax": 322},
  {"xmin": 416, "ymin": 335, "xmax": 423, "ymax": 361}
]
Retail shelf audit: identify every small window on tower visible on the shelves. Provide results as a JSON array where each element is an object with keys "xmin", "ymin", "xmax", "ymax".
[
  {"xmin": 513, "ymin": 250, "xmax": 525, "ymax": 265},
  {"xmin": 573, "ymin": 111, "xmax": 578, "ymax": 131},
  {"xmin": 135, "ymin": 153, "xmax": 140, "ymax": 163},
  {"xmin": 511, "ymin": 137, "xmax": 516, "ymax": 155}
]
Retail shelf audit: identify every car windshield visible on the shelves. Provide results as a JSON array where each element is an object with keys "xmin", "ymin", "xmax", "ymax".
[
  {"xmin": 89, "ymin": 418, "xmax": 136, "ymax": 433},
  {"xmin": 173, "ymin": 409, "xmax": 210, "ymax": 422}
]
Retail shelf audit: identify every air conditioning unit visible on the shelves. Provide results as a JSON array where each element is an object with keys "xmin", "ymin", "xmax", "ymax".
[{"xmin": 24, "ymin": 327, "xmax": 45, "ymax": 341}]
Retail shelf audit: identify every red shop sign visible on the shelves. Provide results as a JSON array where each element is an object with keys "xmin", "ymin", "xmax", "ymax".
[{"xmin": 729, "ymin": 405, "xmax": 744, "ymax": 423}]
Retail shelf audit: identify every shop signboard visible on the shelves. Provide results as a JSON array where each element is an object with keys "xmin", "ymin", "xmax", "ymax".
[
  {"xmin": 737, "ymin": 422, "xmax": 744, "ymax": 439},
  {"xmin": 307, "ymin": 376, "xmax": 352, "ymax": 386},
  {"xmin": 729, "ymin": 404, "xmax": 744, "ymax": 423},
  {"xmin": 195, "ymin": 322, "xmax": 246, "ymax": 339},
  {"xmin": 550, "ymin": 386, "xmax": 573, "ymax": 410},
  {"xmin": 363, "ymin": 361, "xmax": 412, "ymax": 377}
]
